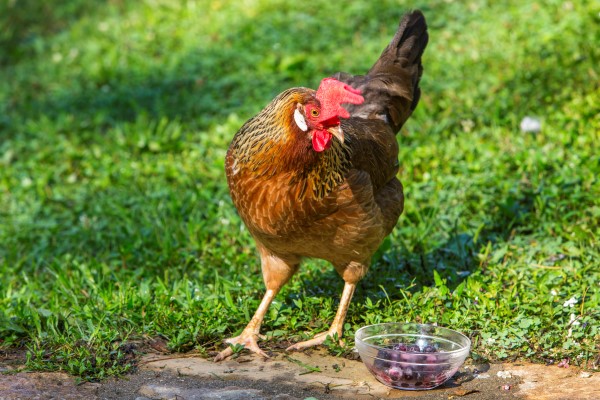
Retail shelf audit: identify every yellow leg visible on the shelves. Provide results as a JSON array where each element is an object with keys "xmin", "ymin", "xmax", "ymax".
[
  {"xmin": 286, "ymin": 282, "xmax": 356, "ymax": 351},
  {"xmin": 215, "ymin": 246, "xmax": 299, "ymax": 362},
  {"xmin": 214, "ymin": 288, "xmax": 277, "ymax": 361}
]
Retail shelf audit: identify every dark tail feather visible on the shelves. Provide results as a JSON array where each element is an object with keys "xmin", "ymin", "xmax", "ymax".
[
  {"xmin": 369, "ymin": 10, "xmax": 428, "ymax": 75},
  {"xmin": 332, "ymin": 10, "xmax": 428, "ymax": 134}
]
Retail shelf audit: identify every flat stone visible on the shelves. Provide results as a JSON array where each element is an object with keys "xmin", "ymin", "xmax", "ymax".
[
  {"xmin": 508, "ymin": 364, "xmax": 600, "ymax": 400},
  {"xmin": 3, "ymin": 351, "xmax": 598, "ymax": 400},
  {"xmin": 142, "ymin": 352, "xmax": 381, "ymax": 398},
  {"xmin": 138, "ymin": 384, "xmax": 182, "ymax": 399},
  {"xmin": 141, "ymin": 351, "xmax": 599, "ymax": 400},
  {"xmin": 138, "ymin": 384, "xmax": 265, "ymax": 400},
  {"xmin": 200, "ymin": 388, "xmax": 264, "ymax": 399},
  {"xmin": 496, "ymin": 370, "xmax": 512, "ymax": 379}
]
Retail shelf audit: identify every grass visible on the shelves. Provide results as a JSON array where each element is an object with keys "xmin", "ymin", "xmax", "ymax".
[{"xmin": 1, "ymin": 0, "xmax": 599, "ymax": 381}]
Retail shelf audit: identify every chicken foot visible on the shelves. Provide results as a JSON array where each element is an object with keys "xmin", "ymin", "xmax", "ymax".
[
  {"xmin": 286, "ymin": 281, "xmax": 356, "ymax": 351},
  {"xmin": 215, "ymin": 248, "xmax": 299, "ymax": 362},
  {"xmin": 214, "ymin": 288, "xmax": 276, "ymax": 361}
]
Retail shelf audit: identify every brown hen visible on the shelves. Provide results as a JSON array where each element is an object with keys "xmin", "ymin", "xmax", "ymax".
[{"xmin": 216, "ymin": 11, "xmax": 428, "ymax": 361}]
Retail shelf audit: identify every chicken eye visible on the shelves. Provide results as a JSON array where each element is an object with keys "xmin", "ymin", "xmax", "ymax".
[{"xmin": 310, "ymin": 109, "xmax": 320, "ymax": 118}]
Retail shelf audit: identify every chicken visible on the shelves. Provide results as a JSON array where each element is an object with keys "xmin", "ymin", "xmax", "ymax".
[{"xmin": 215, "ymin": 10, "xmax": 428, "ymax": 361}]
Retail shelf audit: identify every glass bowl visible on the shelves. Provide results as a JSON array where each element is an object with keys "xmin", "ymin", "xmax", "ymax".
[{"xmin": 355, "ymin": 323, "xmax": 471, "ymax": 390}]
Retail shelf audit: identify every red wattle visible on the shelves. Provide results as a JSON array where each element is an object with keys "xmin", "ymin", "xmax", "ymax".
[{"xmin": 312, "ymin": 130, "xmax": 332, "ymax": 152}]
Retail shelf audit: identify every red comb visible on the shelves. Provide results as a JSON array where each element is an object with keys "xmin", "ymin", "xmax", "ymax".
[{"xmin": 315, "ymin": 78, "xmax": 364, "ymax": 125}]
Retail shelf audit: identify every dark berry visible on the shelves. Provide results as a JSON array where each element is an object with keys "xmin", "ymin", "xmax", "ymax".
[
  {"xmin": 403, "ymin": 367, "xmax": 414, "ymax": 380},
  {"xmin": 425, "ymin": 354, "xmax": 438, "ymax": 363},
  {"xmin": 377, "ymin": 348, "xmax": 394, "ymax": 359},
  {"xmin": 425, "ymin": 372, "xmax": 437, "ymax": 382},
  {"xmin": 374, "ymin": 349, "xmax": 392, "ymax": 370},
  {"xmin": 424, "ymin": 363, "xmax": 438, "ymax": 373},
  {"xmin": 415, "ymin": 353, "xmax": 428, "ymax": 363},
  {"xmin": 374, "ymin": 368, "xmax": 392, "ymax": 384},
  {"xmin": 423, "ymin": 345, "xmax": 437, "ymax": 353},
  {"xmin": 400, "ymin": 352, "xmax": 416, "ymax": 362},
  {"xmin": 434, "ymin": 365, "xmax": 446, "ymax": 374},
  {"xmin": 374, "ymin": 358, "xmax": 390, "ymax": 370},
  {"xmin": 393, "ymin": 343, "xmax": 408, "ymax": 351},
  {"xmin": 387, "ymin": 366, "xmax": 403, "ymax": 381},
  {"xmin": 388, "ymin": 350, "xmax": 402, "ymax": 362},
  {"xmin": 407, "ymin": 344, "xmax": 421, "ymax": 352}
]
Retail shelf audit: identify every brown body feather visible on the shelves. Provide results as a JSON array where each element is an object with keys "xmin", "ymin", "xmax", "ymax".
[{"xmin": 217, "ymin": 10, "xmax": 428, "ymax": 361}]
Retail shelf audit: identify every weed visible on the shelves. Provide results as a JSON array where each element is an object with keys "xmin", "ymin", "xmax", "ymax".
[{"xmin": 1, "ymin": 0, "xmax": 598, "ymax": 380}]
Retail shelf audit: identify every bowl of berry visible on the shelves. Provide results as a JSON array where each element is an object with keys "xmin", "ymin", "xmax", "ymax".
[{"xmin": 355, "ymin": 323, "xmax": 470, "ymax": 390}]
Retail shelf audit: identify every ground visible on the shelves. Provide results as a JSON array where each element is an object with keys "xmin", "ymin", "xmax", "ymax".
[
  {"xmin": 1, "ymin": 350, "xmax": 598, "ymax": 400},
  {"xmin": 1, "ymin": 0, "xmax": 599, "ymax": 384}
]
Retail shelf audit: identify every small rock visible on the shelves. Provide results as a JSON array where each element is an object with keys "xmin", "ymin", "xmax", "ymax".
[
  {"xmin": 502, "ymin": 384, "xmax": 511, "ymax": 391},
  {"xmin": 497, "ymin": 370, "xmax": 512, "ymax": 379},
  {"xmin": 202, "ymin": 388, "xmax": 264, "ymax": 399},
  {"xmin": 138, "ymin": 385, "xmax": 264, "ymax": 400},
  {"xmin": 148, "ymin": 337, "xmax": 170, "ymax": 353},
  {"xmin": 139, "ymin": 384, "xmax": 265, "ymax": 400},
  {"xmin": 520, "ymin": 116, "xmax": 541, "ymax": 133},
  {"xmin": 579, "ymin": 372, "xmax": 592, "ymax": 378},
  {"xmin": 138, "ymin": 384, "xmax": 182, "ymax": 399},
  {"xmin": 475, "ymin": 373, "xmax": 491, "ymax": 379}
]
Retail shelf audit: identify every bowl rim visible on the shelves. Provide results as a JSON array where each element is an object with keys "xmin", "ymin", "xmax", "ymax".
[{"xmin": 355, "ymin": 322, "xmax": 471, "ymax": 356}]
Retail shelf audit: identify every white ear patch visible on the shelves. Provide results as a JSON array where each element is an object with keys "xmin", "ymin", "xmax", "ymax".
[{"xmin": 294, "ymin": 109, "xmax": 308, "ymax": 132}]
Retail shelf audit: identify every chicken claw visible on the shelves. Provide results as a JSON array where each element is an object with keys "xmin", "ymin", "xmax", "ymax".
[
  {"xmin": 286, "ymin": 281, "xmax": 355, "ymax": 352},
  {"xmin": 214, "ymin": 332, "xmax": 269, "ymax": 362},
  {"xmin": 286, "ymin": 330, "xmax": 344, "ymax": 352}
]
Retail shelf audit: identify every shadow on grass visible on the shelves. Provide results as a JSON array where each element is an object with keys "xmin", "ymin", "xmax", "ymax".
[
  {"xmin": 5, "ymin": 2, "xmax": 400, "ymax": 134},
  {"xmin": 0, "ymin": 0, "xmax": 130, "ymax": 66},
  {"xmin": 4, "ymin": 0, "xmax": 547, "ymax": 322},
  {"xmin": 290, "ymin": 184, "xmax": 538, "ymax": 313}
]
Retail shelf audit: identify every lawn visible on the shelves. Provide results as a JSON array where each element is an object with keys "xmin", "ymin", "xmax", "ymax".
[{"xmin": 1, "ymin": 0, "xmax": 599, "ymax": 381}]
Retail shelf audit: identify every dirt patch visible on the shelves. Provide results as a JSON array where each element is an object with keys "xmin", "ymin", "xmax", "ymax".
[
  {"xmin": 129, "ymin": 350, "xmax": 600, "ymax": 400},
  {"xmin": 1, "ymin": 350, "xmax": 598, "ymax": 399},
  {"xmin": 506, "ymin": 363, "xmax": 599, "ymax": 400},
  {"xmin": 0, "ymin": 372, "xmax": 101, "ymax": 399}
]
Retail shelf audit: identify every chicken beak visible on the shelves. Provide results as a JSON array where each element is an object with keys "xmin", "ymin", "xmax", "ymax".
[{"xmin": 328, "ymin": 125, "xmax": 344, "ymax": 144}]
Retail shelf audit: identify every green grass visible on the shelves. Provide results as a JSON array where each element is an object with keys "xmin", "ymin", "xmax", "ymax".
[{"xmin": 1, "ymin": 0, "xmax": 599, "ymax": 381}]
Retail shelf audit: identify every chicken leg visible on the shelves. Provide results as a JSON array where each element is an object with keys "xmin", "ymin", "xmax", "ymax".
[
  {"xmin": 213, "ymin": 288, "xmax": 276, "ymax": 361},
  {"xmin": 214, "ymin": 247, "xmax": 299, "ymax": 361},
  {"xmin": 287, "ymin": 260, "xmax": 366, "ymax": 351},
  {"xmin": 286, "ymin": 281, "xmax": 356, "ymax": 351}
]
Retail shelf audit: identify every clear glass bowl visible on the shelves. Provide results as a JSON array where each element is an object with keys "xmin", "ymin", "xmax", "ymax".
[{"xmin": 355, "ymin": 323, "xmax": 471, "ymax": 390}]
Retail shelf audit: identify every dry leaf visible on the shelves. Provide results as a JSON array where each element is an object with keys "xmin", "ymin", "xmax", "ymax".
[{"xmin": 449, "ymin": 388, "xmax": 480, "ymax": 397}]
